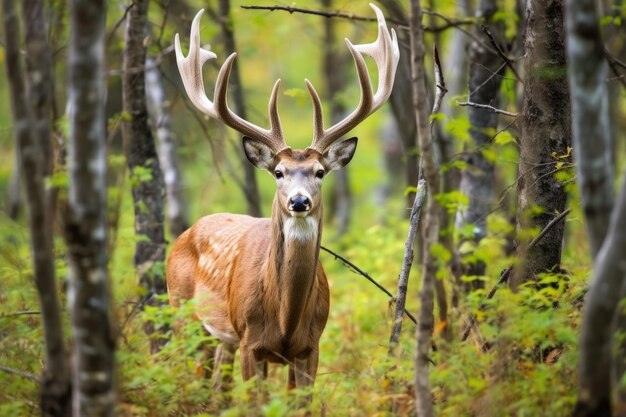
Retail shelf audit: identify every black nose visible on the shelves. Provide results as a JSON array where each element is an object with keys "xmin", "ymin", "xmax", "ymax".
[{"xmin": 289, "ymin": 195, "xmax": 310, "ymax": 212}]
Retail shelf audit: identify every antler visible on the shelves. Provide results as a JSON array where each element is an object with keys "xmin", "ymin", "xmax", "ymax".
[
  {"xmin": 307, "ymin": 3, "xmax": 400, "ymax": 153},
  {"xmin": 175, "ymin": 9, "xmax": 287, "ymax": 153}
]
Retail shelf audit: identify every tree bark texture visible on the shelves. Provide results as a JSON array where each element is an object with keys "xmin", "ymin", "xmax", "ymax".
[
  {"xmin": 122, "ymin": 0, "xmax": 168, "ymax": 319},
  {"xmin": 388, "ymin": 179, "xmax": 426, "ymax": 357},
  {"xmin": 455, "ymin": 0, "xmax": 505, "ymax": 285},
  {"xmin": 67, "ymin": 0, "xmax": 116, "ymax": 415},
  {"xmin": 23, "ymin": 0, "xmax": 54, "ymax": 180},
  {"xmin": 216, "ymin": 0, "xmax": 262, "ymax": 217},
  {"xmin": 380, "ymin": 0, "xmax": 419, "ymax": 207},
  {"xmin": 511, "ymin": 0, "xmax": 571, "ymax": 288},
  {"xmin": 566, "ymin": 0, "xmax": 614, "ymax": 260},
  {"xmin": 441, "ymin": 0, "xmax": 471, "ymax": 120},
  {"xmin": 573, "ymin": 173, "xmax": 626, "ymax": 417},
  {"xmin": 410, "ymin": 1, "xmax": 438, "ymax": 415},
  {"xmin": 6, "ymin": 147, "xmax": 22, "ymax": 219},
  {"xmin": 3, "ymin": 1, "xmax": 71, "ymax": 415},
  {"xmin": 145, "ymin": 59, "xmax": 190, "ymax": 238},
  {"xmin": 322, "ymin": 0, "xmax": 352, "ymax": 235},
  {"xmin": 567, "ymin": 1, "xmax": 619, "ymax": 414}
]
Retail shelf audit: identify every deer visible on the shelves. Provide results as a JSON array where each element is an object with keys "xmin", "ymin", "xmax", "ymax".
[{"xmin": 167, "ymin": 2, "xmax": 399, "ymax": 397}]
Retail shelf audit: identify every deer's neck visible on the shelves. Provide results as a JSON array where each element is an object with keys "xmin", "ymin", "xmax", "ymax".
[{"xmin": 265, "ymin": 197, "xmax": 322, "ymax": 339}]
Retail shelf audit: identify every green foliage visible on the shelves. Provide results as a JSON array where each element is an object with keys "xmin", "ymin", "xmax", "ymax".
[
  {"xmin": 130, "ymin": 165, "xmax": 154, "ymax": 187},
  {"xmin": 436, "ymin": 190, "xmax": 469, "ymax": 214},
  {"xmin": 0, "ymin": 1, "xmax": 605, "ymax": 415}
]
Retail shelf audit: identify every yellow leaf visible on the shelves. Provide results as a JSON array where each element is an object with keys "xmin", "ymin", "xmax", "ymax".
[{"xmin": 434, "ymin": 320, "xmax": 448, "ymax": 336}]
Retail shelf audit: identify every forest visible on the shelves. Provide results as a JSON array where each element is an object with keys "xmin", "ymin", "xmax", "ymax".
[{"xmin": 1, "ymin": 0, "xmax": 625, "ymax": 416}]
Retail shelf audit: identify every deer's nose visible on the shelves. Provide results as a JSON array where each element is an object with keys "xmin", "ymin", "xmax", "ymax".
[{"xmin": 289, "ymin": 195, "xmax": 310, "ymax": 212}]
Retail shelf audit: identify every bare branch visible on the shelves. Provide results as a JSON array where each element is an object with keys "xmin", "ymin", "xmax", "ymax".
[
  {"xmin": 0, "ymin": 365, "xmax": 39, "ymax": 382},
  {"xmin": 241, "ymin": 4, "xmax": 405, "ymax": 26},
  {"xmin": 605, "ymin": 48, "xmax": 626, "ymax": 89},
  {"xmin": 481, "ymin": 24, "xmax": 522, "ymax": 82},
  {"xmin": 0, "ymin": 311, "xmax": 41, "ymax": 318},
  {"xmin": 456, "ymin": 100, "xmax": 519, "ymax": 117},
  {"xmin": 431, "ymin": 44, "xmax": 448, "ymax": 119},
  {"xmin": 240, "ymin": 4, "xmax": 476, "ymax": 32},
  {"xmin": 388, "ymin": 179, "xmax": 427, "ymax": 357},
  {"xmin": 106, "ymin": 1, "xmax": 134, "ymax": 46},
  {"xmin": 107, "ymin": 45, "xmax": 174, "ymax": 77},
  {"xmin": 320, "ymin": 245, "xmax": 417, "ymax": 325}
]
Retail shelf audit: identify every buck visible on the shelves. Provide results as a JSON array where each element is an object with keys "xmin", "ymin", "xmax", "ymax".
[{"xmin": 167, "ymin": 3, "xmax": 399, "ymax": 394}]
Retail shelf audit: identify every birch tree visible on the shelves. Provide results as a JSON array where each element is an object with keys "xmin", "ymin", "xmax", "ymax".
[
  {"xmin": 3, "ymin": 1, "xmax": 71, "ymax": 414},
  {"xmin": 567, "ymin": 0, "xmax": 619, "ymax": 415},
  {"xmin": 66, "ymin": 0, "xmax": 115, "ymax": 414},
  {"xmin": 145, "ymin": 59, "xmax": 189, "ymax": 238},
  {"xmin": 410, "ymin": 0, "xmax": 439, "ymax": 414}
]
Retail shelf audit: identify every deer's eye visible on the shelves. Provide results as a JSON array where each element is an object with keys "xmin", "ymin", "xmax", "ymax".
[
  {"xmin": 274, "ymin": 170, "xmax": 284, "ymax": 179},
  {"xmin": 315, "ymin": 169, "xmax": 325, "ymax": 179}
]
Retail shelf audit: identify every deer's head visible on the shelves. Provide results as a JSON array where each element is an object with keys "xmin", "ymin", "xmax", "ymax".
[{"xmin": 174, "ymin": 3, "xmax": 399, "ymax": 219}]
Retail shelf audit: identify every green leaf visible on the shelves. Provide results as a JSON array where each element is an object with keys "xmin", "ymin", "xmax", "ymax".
[
  {"xmin": 430, "ymin": 242, "xmax": 451, "ymax": 263},
  {"xmin": 494, "ymin": 130, "xmax": 516, "ymax": 145}
]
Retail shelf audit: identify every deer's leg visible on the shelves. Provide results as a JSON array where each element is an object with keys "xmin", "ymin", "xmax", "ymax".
[
  {"xmin": 290, "ymin": 350, "xmax": 319, "ymax": 412},
  {"xmin": 292, "ymin": 348, "xmax": 318, "ymax": 388},
  {"xmin": 211, "ymin": 343, "xmax": 236, "ymax": 391},
  {"xmin": 240, "ymin": 346, "xmax": 269, "ymax": 411},
  {"xmin": 239, "ymin": 345, "xmax": 256, "ymax": 380},
  {"xmin": 293, "ymin": 357, "xmax": 313, "ymax": 388}
]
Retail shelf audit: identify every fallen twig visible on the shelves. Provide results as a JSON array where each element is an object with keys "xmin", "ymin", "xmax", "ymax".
[
  {"xmin": 0, "ymin": 365, "xmax": 39, "ymax": 382},
  {"xmin": 0, "ymin": 311, "xmax": 41, "ymax": 318}
]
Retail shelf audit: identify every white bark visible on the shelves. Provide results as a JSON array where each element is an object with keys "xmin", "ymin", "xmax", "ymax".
[
  {"xmin": 67, "ymin": 0, "xmax": 115, "ymax": 415},
  {"xmin": 566, "ymin": 0, "xmax": 614, "ymax": 259},
  {"xmin": 145, "ymin": 59, "xmax": 189, "ymax": 238}
]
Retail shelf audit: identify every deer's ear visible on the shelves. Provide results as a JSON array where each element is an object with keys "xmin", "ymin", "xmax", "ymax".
[
  {"xmin": 323, "ymin": 137, "xmax": 358, "ymax": 171},
  {"xmin": 243, "ymin": 136, "xmax": 275, "ymax": 170}
]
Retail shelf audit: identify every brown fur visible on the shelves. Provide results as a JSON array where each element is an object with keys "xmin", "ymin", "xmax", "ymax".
[{"xmin": 166, "ymin": 148, "xmax": 338, "ymax": 390}]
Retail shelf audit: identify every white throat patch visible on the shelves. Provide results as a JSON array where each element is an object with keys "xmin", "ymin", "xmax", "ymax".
[{"xmin": 283, "ymin": 216, "xmax": 318, "ymax": 242}]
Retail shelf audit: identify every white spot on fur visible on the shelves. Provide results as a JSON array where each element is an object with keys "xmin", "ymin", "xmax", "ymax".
[
  {"xmin": 198, "ymin": 253, "xmax": 213, "ymax": 273},
  {"xmin": 202, "ymin": 322, "xmax": 239, "ymax": 344},
  {"xmin": 284, "ymin": 217, "xmax": 318, "ymax": 242}
]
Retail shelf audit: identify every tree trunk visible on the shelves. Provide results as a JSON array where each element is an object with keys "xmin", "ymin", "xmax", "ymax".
[
  {"xmin": 572, "ymin": 173, "xmax": 626, "ymax": 417},
  {"xmin": 122, "ymin": 0, "xmax": 168, "ymax": 353},
  {"xmin": 566, "ymin": 0, "xmax": 618, "ymax": 415},
  {"xmin": 441, "ymin": 0, "xmax": 471, "ymax": 120},
  {"xmin": 455, "ymin": 0, "xmax": 505, "ymax": 289},
  {"xmin": 216, "ymin": 0, "xmax": 262, "ymax": 217},
  {"xmin": 3, "ymin": 1, "xmax": 71, "ymax": 415},
  {"xmin": 566, "ymin": 0, "xmax": 614, "ymax": 260},
  {"xmin": 380, "ymin": 0, "xmax": 419, "ymax": 207},
  {"xmin": 7, "ymin": 140, "xmax": 22, "ymax": 219},
  {"xmin": 410, "ymin": 1, "xmax": 438, "ymax": 415},
  {"xmin": 322, "ymin": 0, "xmax": 352, "ymax": 235},
  {"xmin": 145, "ymin": 59, "xmax": 189, "ymax": 238},
  {"xmin": 510, "ymin": 0, "xmax": 571, "ymax": 289},
  {"xmin": 66, "ymin": 0, "xmax": 116, "ymax": 415}
]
